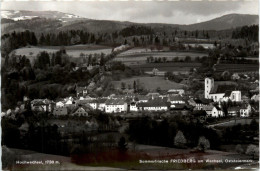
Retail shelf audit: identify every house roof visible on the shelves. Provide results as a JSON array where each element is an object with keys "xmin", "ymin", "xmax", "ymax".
[
  {"xmin": 203, "ymin": 105, "xmax": 214, "ymax": 111},
  {"xmin": 168, "ymin": 95, "xmax": 184, "ymax": 101},
  {"xmin": 228, "ymin": 106, "xmax": 242, "ymax": 111},
  {"xmin": 223, "ymin": 90, "xmax": 232, "ymax": 97},
  {"xmin": 170, "ymin": 104, "xmax": 189, "ymax": 110},
  {"xmin": 137, "ymin": 100, "xmax": 169, "ymax": 108},
  {"xmin": 137, "ymin": 95, "xmax": 150, "ymax": 101},
  {"xmin": 194, "ymin": 98, "xmax": 212, "ymax": 104},
  {"xmin": 210, "ymin": 84, "xmax": 237, "ymax": 94},
  {"xmin": 105, "ymin": 99, "xmax": 126, "ymax": 105},
  {"xmin": 76, "ymin": 86, "xmax": 87, "ymax": 92}
]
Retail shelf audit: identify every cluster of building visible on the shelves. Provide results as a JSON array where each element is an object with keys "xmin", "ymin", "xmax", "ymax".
[{"xmin": 2, "ymin": 78, "xmax": 259, "ymax": 118}]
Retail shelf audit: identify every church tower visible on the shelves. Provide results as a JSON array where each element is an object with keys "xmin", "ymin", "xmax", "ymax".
[{"xmin": 205, "ymin": 77, "xmax": 214, "ymax": 99}]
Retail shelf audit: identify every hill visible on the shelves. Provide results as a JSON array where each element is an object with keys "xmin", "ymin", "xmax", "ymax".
[
  {"xmin": 1, "ymin": 10, "xmax": 258, "ymax": 34},
  {"xmin": 180, "ymin": 14, "xmax": 259, "ymax": 31}
]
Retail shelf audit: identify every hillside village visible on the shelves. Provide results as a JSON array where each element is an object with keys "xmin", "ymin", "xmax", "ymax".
[{"xmin": 3, "ymin": 77, "xmax": 259, "ymax": 119}]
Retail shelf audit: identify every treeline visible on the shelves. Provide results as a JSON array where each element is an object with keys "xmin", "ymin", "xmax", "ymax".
[
  {"xmin": 119, "ymin": 26, "xmax": 154, "ymax": 37},
  {"xmin": 1, "ymin": 30, "xmax": 37, "ymax": 56},
  {"xmin": 232, "ymin": 25, "xmax": 258, "ymax": 42},
  {"xmin": 127, "ymin": 116, "xmax": 220, "ymax": 149},
  {"xmin": 38, "ymin": 30, "xmax": 98, "ymax": 46}
]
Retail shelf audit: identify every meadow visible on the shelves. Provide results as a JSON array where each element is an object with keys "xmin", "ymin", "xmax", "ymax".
[
  {"xmin": 130, "ymin": 62, "xmax": 201, "ymax": 72},
  {"xmin": 114, "ymin": 49, "xmax": 208, "ymax": 66},
  {"xmin": 111, "ymin": 76, "xmax": 184, "ymax": 90},
  {"xmin": 12, "ymin": 44, "xmax": 113, "ymax": 58}
]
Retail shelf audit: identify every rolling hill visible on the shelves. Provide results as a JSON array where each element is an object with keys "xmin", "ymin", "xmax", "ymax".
[{"xmin": 1, "ymin": 10, "xmax": 258, "ymax": 34}]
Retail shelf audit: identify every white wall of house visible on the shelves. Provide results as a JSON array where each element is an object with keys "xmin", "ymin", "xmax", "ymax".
[
  {"xmin": 230, "ymin": 91, "xmax": 241, "ymax": 102},
  {"xmin": 130, "ymin": 103, "xmax": 138, "ymax": 112},
  {"xmin": 209, "ymin": 93, "xmax": 225, "ymax": 102},
  {"xmin": 143, "ymin": 106, "xmax": 167, "ymax": 111},
  {"xmin": 105, "ymin": 103, "xmax": 127, "ymax": 113},
  {"xmin": 170, "ymin": 100, "xmax": 185, "ymax": 104},
  {"xmin": 56, "ymin": 102, "xmax": 65, "ymax": 108},
  {"xmin": 211, "ymin": 107, "xmax": 223, "ymax": 117},
  {"xmin": 97, "ymin": 103, "xmax": 106, "ymax": 111},
  {"xmin": 89, "ymin": 103, "xmax": 97, "ymax": 110}
]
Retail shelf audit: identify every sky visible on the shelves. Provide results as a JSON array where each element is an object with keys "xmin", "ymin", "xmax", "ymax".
[{"xmin": 1, "ymin": 0, "xmax": 259, "ymax": 24}]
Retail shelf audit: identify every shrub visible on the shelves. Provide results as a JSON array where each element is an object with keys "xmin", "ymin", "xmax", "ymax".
[
  {"xmin": 235, "ymin": 144, "xmax": 244, "ymax": 154},
  {"xmin": 197, "ymin": 136, "xmax": 210, "ymax": 152},
  {"xmin": 174, "ymin": 131, "xmax": 187, "ymax": 148},
  {"xmin": 245, "ymin": 144, "xmax": 259, "ymax": 159}
]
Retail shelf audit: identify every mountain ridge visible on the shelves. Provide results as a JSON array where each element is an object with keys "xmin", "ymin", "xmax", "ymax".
[{"xmin": 1, "ymin": 10, "xmax": 258, "ymax": 34}]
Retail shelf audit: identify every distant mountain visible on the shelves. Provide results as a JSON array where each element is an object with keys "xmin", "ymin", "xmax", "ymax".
[
  {"xmin": 1, "ymin": 10, "xmax": 84, "ymax": 22},
  {"xmin": 1, "ymin": 10, "xmax": 258, "ymax": 34},
  {"xmin": 180, "ymin": 14, "xmax": 259, "ymax": 31}
]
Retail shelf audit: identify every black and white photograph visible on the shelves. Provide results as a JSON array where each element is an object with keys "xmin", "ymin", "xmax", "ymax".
[{"xmin": 1, "ymin": 0, "xmax": 259, "ymax": 170}]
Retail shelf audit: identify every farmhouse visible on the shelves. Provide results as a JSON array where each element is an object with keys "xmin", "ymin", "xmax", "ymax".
[
  {"xmin": 130, "ymin": 102, "xmax": 139, "ymax": 112},
  {"xmin": 31, "ymin": 99, "xmax": 54, "ymax": 112},
  {"xmin": 137, "ymin": 99, "xmax": 169, "ymax": 111},
  {"xmin": 56, "ymin": 101, "xmax": 65, "ymax": 108},
  {"xmin": 137, "ymin": 95, "xmax": 150, "ymax": 103},
  {"xmin": 203, "ymin": 105, "xmax": 223, "ymax": 117},
  {"xmin": 71, "ymin": 107, "xmax": 88, "ymax": 116},
  {"xmin": 167, "ymin": 89, "xmax": 185, "ymax": 96},
  {"xmin": 168, "ymin": 95, "xmax": 185, "ymax": 104},
  {"xmin": 190, "ymin": 98, "xmax": 212, "ymax": 110},
  {"xmin": 227, "ymin": 106, "xmax": 241, "ymax": 116},
  {"xmin": 105, "ymin": 99, "xmax": 127, "ymax": 113},
  {"xmin": 251, "ymin": 94, "xmax": 259, "ymax": 101},
  {"xmin": 239, "ymin": 104, "xmax": 251, "ymax": 117},
  {"xmin": 76, "ymin": 86, "xmax": 88, "ymax": 97},
  {"xmin": 205, "ymin": 77, "xmax": 241, "ymax": 102}
]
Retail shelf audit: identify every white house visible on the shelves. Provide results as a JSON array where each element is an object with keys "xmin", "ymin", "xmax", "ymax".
[
  {"xmin": 137, "ymin": 95, "xmax": 150, "ymax": 103},
  {"xmin": 137, "ymin": 100, "xmax": 169, "ymax": 111},
  {"xmin": 205, "ymin": 77, "xmax": 241, "ymax": 102},
  {"xmin": 105, "ymin": 99, "xmax": 127, "ymax": 113},
  {"xmin": 130, "ymin": 102, "xmax": 139, "ymax": 112},
  {"xmin": 72, "ymin": 107, "xmax": 88, "ymax": 116},
  {"xmin": 203, "ymin": 105, "xmax": 223, "ymax": 117},
  {"xmin": 76, "ymin": 86, "xmax": 88, "ymax": 97},
  {"xmin": 167, "ymin": 89, "xmax": 185, "ymax": 96},
  {"xmin": 167, "ymin": 95, "xmax": 185, "ymax": 106},
  {"xmin": 56, "ymin": 101, "xmax": 65, "ymax": 108},
  {"xmin": 31, "ymin": 99, "xmax": 54, "ymax": 112},
  {"xmin": 251, "ymin": 94, "xmax": 259, "ymax": 101}
]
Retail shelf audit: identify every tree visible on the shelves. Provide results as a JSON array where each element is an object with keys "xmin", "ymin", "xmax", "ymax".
[
  {"xmin": 174, "ymin": 131, "xmax": 187, "ymax": 148},
  {"xmin": 118, "ymin": 136, "xmax": 128, "ymax": 152},
  {"xmin": 197, "ymin": 136, "xmax": 210, "ymax": 152},
  {"xmin": 121, "ymin": 82, "xmax": 126, "ymax": 90},
  {"xmin": 235, "ymin": 144, "xmax": 244, "ymax": 154},
  {"xmin": 184, "ymin": 56, "xmax": 191, "ymax": 62},
  {"xmin": 245, "ymin": 144, "xmax": 259, "ymax": 159},
  {"xmin": 133, "ymin": 81, "xmax": 137, "ymax": 93}
]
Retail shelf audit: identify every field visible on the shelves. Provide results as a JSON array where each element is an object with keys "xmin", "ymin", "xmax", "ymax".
[
  {"xmin": 12, "ymin": 44, "xmax": 113, "ymax": 58},
  {"xmin": 215, "ymin": 64, "xmax": 259, "ymax": 73},
  {"xmin": 183, "ymin": 43, "xmax": 215, "ymax": 49},
  {"xmin": 130, "ymin": 62, "xmax": 201, "ymax": 73},
  {"xmin": 211, "ymin": 118, "xmax": 259, "ymax": 128},
  {"xmin": 114, "ymin": 49, "xmax": 208, "ymax": 66},
  {"xmin": 111, "ymin": 76, "xmax": 184, "ymax": 90}
]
